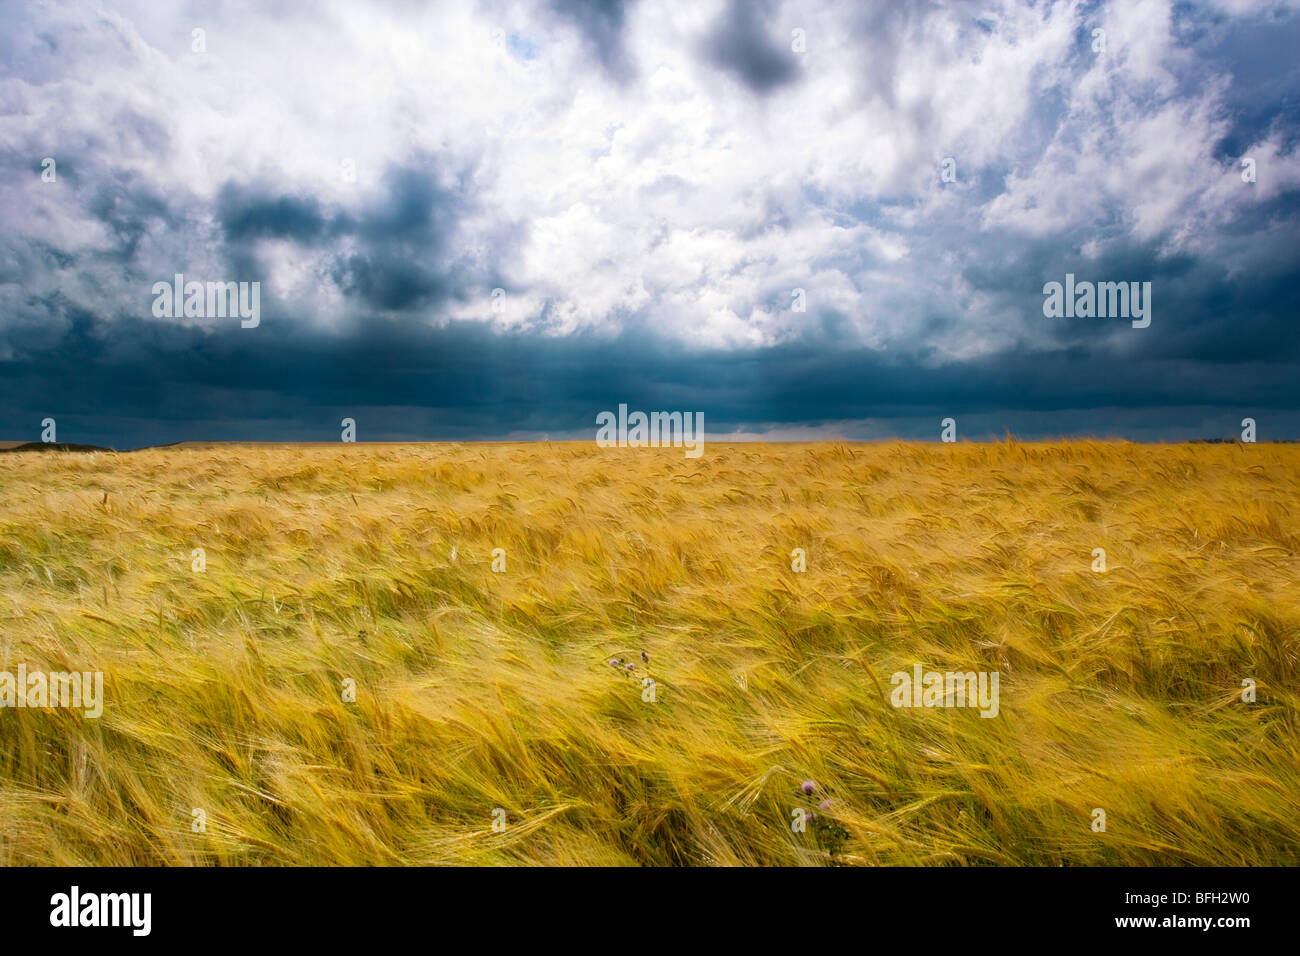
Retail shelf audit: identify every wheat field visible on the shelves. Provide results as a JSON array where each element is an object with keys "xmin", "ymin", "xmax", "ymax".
[{"xmin": 0, "ymin": 441, "xmax": 1296, "ymax": 866}]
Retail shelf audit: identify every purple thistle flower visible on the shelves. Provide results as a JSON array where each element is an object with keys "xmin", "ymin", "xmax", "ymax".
[
  {"xmin": 801, "ymin": 780, "xmax": 816, "ymax": 795},
  {"xmin": 626, "ymin": 662, "xmax": 635, "ymax": 671},
  {"xmin": 609, "ymin": 658, "xmax": 621, "ymax": 668},
  {"xmin": 819, "ymin": 799, "xmax": 832, "ymax": 811}
]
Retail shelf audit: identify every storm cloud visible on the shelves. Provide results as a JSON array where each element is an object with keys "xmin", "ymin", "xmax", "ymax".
[{"xmin": 1, "ymin": 0, "xmax": 1298, "ymax": 447}]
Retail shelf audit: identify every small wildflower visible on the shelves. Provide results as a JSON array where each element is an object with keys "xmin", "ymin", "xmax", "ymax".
[
  {"xmin": 641, "ymin": 650, "xmax": 649, "ymax": 663},
  {"xmin": 819, "ymin": 799, "xmax": 832, "ymax": 811},
  {"xmin": 801, "ymin": 780, "xmax": 816, "ymax": 795},
  {"xmin": 625, "ymin": 662, "xmax": 635, "ymax": 672},
  {"xmin": 609, "ymin": 658, "xmax": 621, "ymax": 668}
]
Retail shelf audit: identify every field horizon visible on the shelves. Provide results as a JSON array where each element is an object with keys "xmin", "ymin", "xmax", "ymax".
[{"xmin": 1, "ymin": 436, "xmax": 1290, "ymax": 455}]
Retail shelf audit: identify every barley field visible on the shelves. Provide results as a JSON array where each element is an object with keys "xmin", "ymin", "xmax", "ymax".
[{"xmin": 0, "ymin": 441, "xmax": 1297, "ymax": 866}]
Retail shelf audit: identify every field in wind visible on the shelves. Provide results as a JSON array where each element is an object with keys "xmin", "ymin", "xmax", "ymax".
[{"xmin": 0, "ymin": 441, "xmax": 1297, "ymax": 865}]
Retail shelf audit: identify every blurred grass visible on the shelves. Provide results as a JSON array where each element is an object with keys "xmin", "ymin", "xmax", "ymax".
[{"xmin": 0, "ymin": 440, "xmax": 1296, "ymax": 865}]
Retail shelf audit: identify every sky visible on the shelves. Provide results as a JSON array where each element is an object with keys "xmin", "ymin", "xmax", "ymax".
[{"xmin": 1, "ymin": 0, "xmax": 1298, "ymax": 447}]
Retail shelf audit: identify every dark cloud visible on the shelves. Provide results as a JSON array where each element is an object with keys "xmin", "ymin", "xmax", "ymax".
[
  {"xmin": 5, "ymin": 311, "xmax": 1300, "ymax": 448},
  {"xmin": 333, "ymin": 254, "xmax": 454, "ymax": 311},
  {"xmin": 550, "ymin": 0, "xmax": 637, "ymax": 82},
  {"xmin": 701, "ymin": 0, "xmax": 799, "ymax": 94},
  {"xmin": 217, "ymin": 186, "xmax": 327, "ymax": 243},
  {"xmin": 209, "ymin": 158, "xmax": 476, "ymax": 312},
  {"xmin": 1184, "ymin": 6, "xmax": 1300, "ymax": 156},
  {"xmin": 354, "ymin": 163, "xmax": 466, "ymax": 244},
  {"xmin": 84, "ymin": 174, "xmax": 174, "ymax": 262},
  {"xmin": 333, "ymin": 161, "xmax": 475, "ymax": 311}
]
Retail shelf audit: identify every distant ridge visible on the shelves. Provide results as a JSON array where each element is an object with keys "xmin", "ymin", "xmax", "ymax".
[{"xmin": 0, "ymin": 441, "xmax": 116, "ymax": 453}]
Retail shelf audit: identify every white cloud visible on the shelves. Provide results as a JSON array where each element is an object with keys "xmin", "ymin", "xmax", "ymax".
[{"xmin": 0, "ymin": 0, "xmax": 1293, "ymax": 361}]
